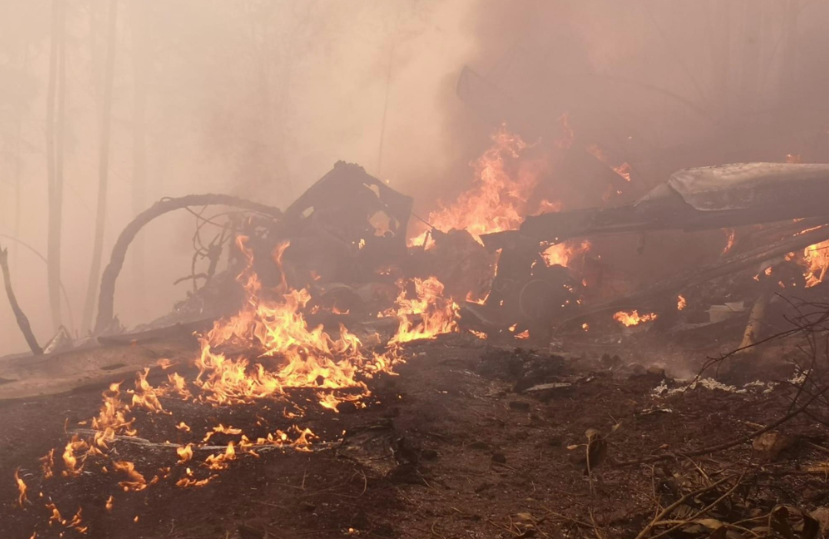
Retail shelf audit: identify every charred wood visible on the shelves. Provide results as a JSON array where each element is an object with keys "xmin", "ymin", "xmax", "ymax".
[
  {"xmin": 0, "ymin": 245, "xmax": 43, "ymax": 355},
  {"xmin": 94, "ymin": 194, "xmax": 282, "ymax": 335}
]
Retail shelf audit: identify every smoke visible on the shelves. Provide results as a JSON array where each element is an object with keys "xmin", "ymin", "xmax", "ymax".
[
  {"xmin": 0, "ymin": 0, "xmax": 482, "ymax": 353},
  {"xmin": 0, "ymin": 0, "xmax": 827, "ymax": 354}
]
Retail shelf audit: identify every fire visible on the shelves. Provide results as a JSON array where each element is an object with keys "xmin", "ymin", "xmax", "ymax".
[
  {"xmin": 388, "ymin": 277, "xmax": 459, "ymax": 345},
  {"xmin": 47, "ymin": 503, "xmax": 61, "ymax": 525},
  {"xmin": 177, "ymin": 444, "xmax": 194, "ymax": 464},
  {"xmin": 39, "ymin": 449, "xmax": 55, "ymax": 480},
  {"xmin": 91, "ymin": 382, "xmax": 136, "ymax": 449},
  {"xmin": 542, "ymin": 240, "xmax": 591, "ymax": 268},
  {"xmin": 65, "ymin": 507, "xmax": 87, "ymax": 533},
  {"xmin": 536, "ymin": 199, "xmax": 563, "ymax": 214},
  {"xmin": 410, "ymin": 127, "xmax": 549, "ymax": 246},
  {"xmin": 156, "ymin": 358, "xmax": 172, "ymax": 369},
  {"xmin": 677, "ymin": 295, "xmax": 687, "ymax": 311},
  {"xmin": 15, "ymin": 467, "xmax": 28, "ymax": 507},
  {"xmin": 722, "ymin": 229, "xmax": 736, "ymax": 255},
  {"xmin": 802, "ymin": 240, "xmax": 829, "ymax": 288},
  {"xmin": 613, "ymin": 310, "xmax": 658, "ymax": 327},
  {"xmin": 132, "ymin": 368, "xmax": 167, "ymax": 414},
  {"xmin": 17, "ymin": 234, "xmax": 478, "ymax": 529},
  {"xmin": 613, "ymin": 162, "xmax": 632, "ymax": 182},
  {"xmin": 112, "ymin": 460, "xmax": 147, "ymax": 492},
  {"xmin": 586, "ymin": 143, "xmax": 632, "ymax": 182},
  {"xmin": 205, "ymin": 442, "xmax": 236, "ymax": 470},
  {"xmin": 193, "ymin": 238, "xmax": 390, "ymax": 409},
  {"xmin": 62, "ymin": 435, "xmax": 89, "ymax": 477},
  {"xmin": 45, "ymin": 503, "xmax": 87, "ymax": 533}
]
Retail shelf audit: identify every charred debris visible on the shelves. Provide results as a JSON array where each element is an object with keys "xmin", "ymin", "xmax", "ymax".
[{"xmin": 53, "ymin": 159, "xmax": 829, "ymax": 354}]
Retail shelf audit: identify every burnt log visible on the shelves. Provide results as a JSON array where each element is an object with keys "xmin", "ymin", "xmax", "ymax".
[{"xmin": 94, "ymin": 194, "xmax": 282, "ymax": 335}]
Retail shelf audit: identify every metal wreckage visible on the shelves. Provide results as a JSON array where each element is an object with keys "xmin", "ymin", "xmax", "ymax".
[{"xmin": 88, "ymin": 159, "xmax": 829, "ymax": 350}]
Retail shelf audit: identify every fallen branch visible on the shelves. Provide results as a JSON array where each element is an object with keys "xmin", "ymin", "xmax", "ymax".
[
  {"xmin": 633, "ymin": 474, "xmax": 739, "ymax": 539},
  {"xmin": 0, "ymin": 245, "xmax": 43, "ymax": 355},
  {"xmin": 94, "ymin": 194, "xmax": 282, "ymax": 334},
  {"xmin": 616, "ymin": 385, "xmax": 829, "ymax": 466}
]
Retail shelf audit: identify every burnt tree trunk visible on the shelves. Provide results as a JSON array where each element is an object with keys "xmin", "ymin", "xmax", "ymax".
[
  {"xmin": 130, "ymin": 0, "xmax": 149, "ymax": 316},
  {"xmin": 46, "ymin": 0, "xmax": 67, "ymax": 332},
  {"xmin": 81, "ymin": 0, "xmax": 119, "ymax": 335}
]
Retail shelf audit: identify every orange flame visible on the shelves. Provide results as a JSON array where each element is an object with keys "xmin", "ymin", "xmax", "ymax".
[
  {"xmin": 586, "ymin": 143, "xmax": 632, "ymax": 183},
  {"xmin": 193, "ymin": 238, "xmax": 390, "ymax": 409},
  {"xmin": 542, "ymin": 240, "xmax": 591, "ymax": 268},
  {"xmin": 62, "ymin": 436, "xmax": 89, "ymax": 478},
  {"xmin": 15, "ymin": 467, "xmax": 28, "ymax": 508},
  {"xmin": 722, "ymin": 229, "xmax": 736, "ymax": 255},
  {"xmin": 802, "ymin": 240, "xmax": 829, "ymax": 288},
  {"xmin": 39, "ymin": 449, "xmax": 55, "ymax": 480},
  {"xmin": 112, "ymin": 460, "xmax": 147, "ymax": 492},
  {"xmin": 177, "ymin": 444, "xmax": 194, "ymax": 464},
  {"xmin": 613, "ymin": 310, "xmax": 658, "ymax": 327},
  {"xmin": 388, "ymin": 277, "xmax": 459, "ymax": 345},
  {"xmin": 410, "ymin": 127, "xmax": 549, "ymax": 246}
]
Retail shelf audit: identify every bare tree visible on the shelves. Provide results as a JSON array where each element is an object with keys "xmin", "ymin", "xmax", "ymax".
[
  {"xmin": 81, "ymin": 0, "xmax": 118, "ymax": 334},
  {"xmin": 45, "ymin": 0, "xmax": 67, "ymax": 332},
  {"xmin": 130, "ymin": 0, "xmax": 149, "ymax": 316}
]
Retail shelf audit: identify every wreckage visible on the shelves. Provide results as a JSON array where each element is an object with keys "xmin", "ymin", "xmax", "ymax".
[
  {"xmin": 82, "ymin": 161, "xmax": 829, "ymax": 348},
  {"xmin": 470, "ymin": 162, "xmax": 829, "ymax": 336}
]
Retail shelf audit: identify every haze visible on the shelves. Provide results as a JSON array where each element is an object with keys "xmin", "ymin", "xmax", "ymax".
[{"xmin": 1, "ymin": 0, "xmax": 826, "ymax": 355}]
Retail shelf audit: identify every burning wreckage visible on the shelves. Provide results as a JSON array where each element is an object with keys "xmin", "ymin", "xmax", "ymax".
[{"xmin": 3, "ymin": 138, "xmax": 829, "ymax": 538}]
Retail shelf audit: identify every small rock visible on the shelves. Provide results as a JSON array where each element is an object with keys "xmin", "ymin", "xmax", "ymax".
[
  {"xmin": 474, "ymin": 482, "xmax": 493, "ymax": 493},
  {"xmin": 548, "ymin": 435, "xmax": 563, "ymax": 447},
  {"xmin": 300, "ymin": 501, "xmax": 316, "ymax": 512},
  {"xmin": 810, "ymin": 507, "xmax": 829, "ymax": 534},
  {"xmin": 468, "ymin": 440, "xmax": 489, "ymax": 450},
  {"xmin": 752, "ymin": 431, "xmax": 793, "ymax": 461},
  {"xmin": 491, "ymin": 452, "xmax": 507, "ymax": 464}
]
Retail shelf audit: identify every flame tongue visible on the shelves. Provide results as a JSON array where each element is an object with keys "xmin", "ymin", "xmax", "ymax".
[
  {"xmin": 193, "ymin": 238, "xmax": 391, "ymax": 409},
  {"xmin": 802, "ymin": 240, "xmax": 829, "ymax": 287},
  {"xmin": 389, "ymin": 277, "xmax": 459, "ymax": 345},
  {"xmin": 14, "ymin": 467, "xmax": 28, "ymax": 508},
  {"xmin": 613, "ymin": 310, "xmax": 658, "ymax": 327},
  {"xmin": 411, "ymin": 127, "xmax": 552, "ymax": 246}
]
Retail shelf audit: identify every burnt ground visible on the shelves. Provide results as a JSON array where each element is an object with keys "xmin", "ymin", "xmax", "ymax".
[{"xmin": 1, "ymin": 334, "xmax": 828, "ymax": 539}]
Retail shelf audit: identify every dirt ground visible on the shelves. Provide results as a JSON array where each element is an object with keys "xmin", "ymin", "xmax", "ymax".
[{"xmin": 1, "ymin": 334, "xmax": 828, "ymax": 539}]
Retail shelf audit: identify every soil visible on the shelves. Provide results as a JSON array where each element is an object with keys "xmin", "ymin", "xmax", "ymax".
[{"xmin": 1, "ymin": 334, "xmax": 828, "ymax": 539}]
